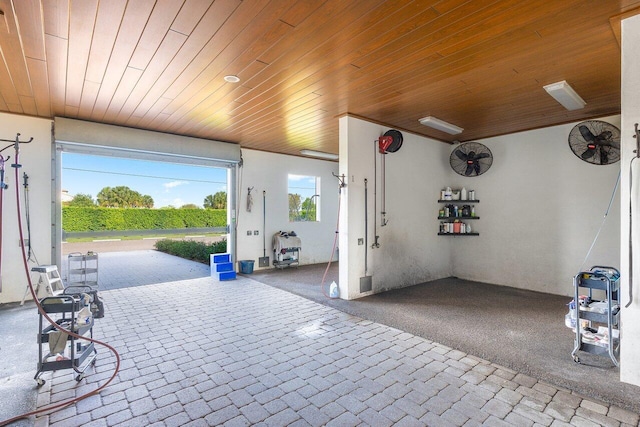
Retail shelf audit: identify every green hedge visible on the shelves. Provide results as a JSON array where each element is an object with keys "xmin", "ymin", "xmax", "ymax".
[
  {"xmin": 62, "ymin": 207, "xmax": 226, "ymax": 232},
  {"xmin": 154, "ymin": 239, "xmax": 227, "ymax": 263}
]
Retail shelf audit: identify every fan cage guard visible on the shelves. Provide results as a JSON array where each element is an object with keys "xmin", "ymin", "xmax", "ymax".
[
  {"xmin": 568, "ymin": 120, "xmax": 620, "ymax": 165},
  {"xmin": 449, "ymin": 142, "xmax": 493, "ymax": 177}
]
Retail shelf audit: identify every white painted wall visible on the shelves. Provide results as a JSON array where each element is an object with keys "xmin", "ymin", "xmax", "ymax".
[
  {"xmin": 620, "ymin": 13, "xmax": 640, "ymax": 387},
  {"xmin": 340, "ymin": 115, "xmax": 620, "ymax": 300},
  {"xmin": 452, "ymin": 117, "xmax": 621, "ymax": 296},
  {"xmin": 339, "ymin": 116, "xmax": 453, "ymax": 299},
  {"xmin": 0, "ymin": 113, "xmax": 53, "ymax": 304},
  {"xmin": 235, "ymin": 149, "xmax": 339, "ymax": 269}
]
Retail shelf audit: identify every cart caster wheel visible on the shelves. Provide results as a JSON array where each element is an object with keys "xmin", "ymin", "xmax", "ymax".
[
  {"xmin": 75, "ymin": 374, "xmax": 84, "ymax": 382},
  {"xmin": 36, "ymin": 378, "xmax": 45, "ymax": 387},
  {"xmin": 573, "ymin": 355, "xmax": 580, "ymax": 364},
  {"xmin": 91, "ymin": 359, "xmax": 97, "ymax": 366}
]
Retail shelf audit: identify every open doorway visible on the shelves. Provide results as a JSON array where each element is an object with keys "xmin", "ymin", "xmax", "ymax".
[{"xmin": 59, "ymin": 152, "xmax": 231, "ymax": 288}]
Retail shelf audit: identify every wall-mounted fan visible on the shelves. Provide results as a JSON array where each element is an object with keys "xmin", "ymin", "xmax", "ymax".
[
  {"xmin": 568, "ymin": 120, "xmax": 620, "ymax": 165},
  {"xmin": 450, "ymin": 142, "xmax": 493, "ymax": 176}
]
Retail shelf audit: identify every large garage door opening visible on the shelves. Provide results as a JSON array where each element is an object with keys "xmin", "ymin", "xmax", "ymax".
[
  {"xmin": 53, "ymin": 117, "xmax": 241, "ymax": 288},
  {"xmin": 60, "ymin": 153, "xmax": 230, "ymax": 288}
]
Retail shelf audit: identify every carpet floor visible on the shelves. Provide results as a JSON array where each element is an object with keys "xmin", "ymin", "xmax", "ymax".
[{"xmin": 247, "ymin": 263, "xmax": 640, "ymax": 413}]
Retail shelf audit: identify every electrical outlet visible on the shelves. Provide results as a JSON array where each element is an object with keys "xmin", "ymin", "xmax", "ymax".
[
  {"xmin": 254, "ymin": 230, "xmax": 259, "ymax": 235},
  {"xmin": 246, "ymin": 230, "xmax": 252, "ymax": 236},
  {"xmin": 358, "ymin": 238, "xmax": 364, "ymax": 245}
]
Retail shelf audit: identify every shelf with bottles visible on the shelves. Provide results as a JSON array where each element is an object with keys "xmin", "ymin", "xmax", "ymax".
[
  {"xmin": 437, "ymin": 187, "xmax": 480, "ymax": 236},
  {"xmin": 438, "ymin": 220, "xmax": 478, "ymax": 235},
  {"xmin": 437, "ymin": 204, "xmax": 478, "ymax": 220}
]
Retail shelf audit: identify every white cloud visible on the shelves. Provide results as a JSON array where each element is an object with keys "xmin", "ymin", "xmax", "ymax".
[{"xmin": 163, "ymin": 180, "xmax": 188, "ymax": 190}]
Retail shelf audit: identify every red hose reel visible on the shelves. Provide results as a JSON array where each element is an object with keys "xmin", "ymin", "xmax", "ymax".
[{"xmin": 378, "ymin": 129, "xmax": 403, "ymax": 154}]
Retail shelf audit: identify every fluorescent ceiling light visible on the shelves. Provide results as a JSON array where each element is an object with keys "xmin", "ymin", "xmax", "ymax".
[
  {"xmin": 418, "ymin": 116, "xmax": 463, "ymax": 135},
  {"xmin": 543, "ymin": 80, "xmax": 586, "ymax": 110},
  {"xmin": 300, "ymin": 149, "xmax": 339, "ymax": 160}
]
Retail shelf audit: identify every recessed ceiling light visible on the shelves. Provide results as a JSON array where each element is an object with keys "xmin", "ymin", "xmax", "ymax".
[
  {"xmin": 418, "ymin": 116, "xmax": 463, "ymax": 135},
  {"xmin": 543, "ymin": 80, "xmax": 586, "ymax": 110},
  {"xmin": 224, "ymin": 75, "xmax": 240, "ymax": 83}
]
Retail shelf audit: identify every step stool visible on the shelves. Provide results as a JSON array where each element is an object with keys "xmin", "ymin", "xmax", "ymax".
[
  {"xmin": 210, "ymin": 253, "xmax": 236, "ymax": 281},
  {"xmin": 21, "ymin": 265, "xmax": 65, "ymax": 305}
]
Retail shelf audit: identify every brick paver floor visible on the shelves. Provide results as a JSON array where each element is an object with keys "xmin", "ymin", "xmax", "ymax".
[{"xmin": 34, "ymin": 276, "xmax": 640, "ymax": 426}]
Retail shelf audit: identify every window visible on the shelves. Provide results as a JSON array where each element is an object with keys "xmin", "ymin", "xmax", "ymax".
[{"xmin": 288, "ymin": 174, "xmax": 320, "ymax": 222}]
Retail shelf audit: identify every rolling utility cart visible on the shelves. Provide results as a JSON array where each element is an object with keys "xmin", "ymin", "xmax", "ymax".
[
  {"xmin": 67, "ymin": 252, "xmax": 99, "ymax": 289},
  {"xmin": 35, "ymin": 294, "xmax": 97, "ymax": 386},
  {"xmin": 571, "ymin": 266, "xmax": 620, "ymax": 366},
  {"xmin": 272, "ymin": 231, "xmax": 301, "ymax": 269}
]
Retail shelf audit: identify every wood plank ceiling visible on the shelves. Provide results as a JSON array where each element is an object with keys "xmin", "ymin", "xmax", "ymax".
[{"xmin": 0, "ymin": 0, "xmax": 638, "ymax": 158}]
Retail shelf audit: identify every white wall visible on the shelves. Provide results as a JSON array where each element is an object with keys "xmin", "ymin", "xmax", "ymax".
[
  {"xmin": 620, "ymin": 13, "xmax": 640, "ymax": 387},
  {"xmin": 452, "ymin": 117, "xmax": 621, "ymax": 296},
  {"xmin": 236, "ymin": 149, "xmax": 339, "ymax": 268},
  {"xmin": 339, "ymin": 116, "xmax": 453, "ymax": 299},
  {"xmin": 0, "ymin": 113, "xmax": 53, "ymax": 304},
  {"xmin": 340, "ymin": 115, "xmax": 620, "ymax": 300}
]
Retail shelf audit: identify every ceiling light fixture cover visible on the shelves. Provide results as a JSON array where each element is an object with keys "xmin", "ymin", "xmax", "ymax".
[
  {"xmin": 300, "ymin": 149, "xmax": 339, "ymax": 160},
  {"xmin": 224, "ymin": 75, "xmax": 240, "ymax": 83},
  {"xmin": 543, "ymin": 80, "xmax": 586, "ymax": 110},
  {"xmin": 418, "ymin": 116, "xmax": 463, "ymax": 135}
]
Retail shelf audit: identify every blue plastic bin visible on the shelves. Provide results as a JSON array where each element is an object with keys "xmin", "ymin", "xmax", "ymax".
[{"xmin": 239, "ymin": 260, "xmax": 255, "ymax": 274}]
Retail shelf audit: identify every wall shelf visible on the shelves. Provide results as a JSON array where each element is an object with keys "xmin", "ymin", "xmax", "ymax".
[
  {"xmin": 437, "ymin": 216, "xmax": 479, "ymax": 220},
  {"xmin": 437, "ymin": 197, "xmax": 480, "ymax": 236}
]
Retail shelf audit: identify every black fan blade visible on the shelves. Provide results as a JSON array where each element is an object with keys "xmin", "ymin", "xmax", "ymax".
[
  {"xmin": 455, "ymin": 149, "xmax": 467, "ymax": 161},
  {"xmin": 474, "ymin": 152, "xmax": 491, "ymax": 160},
  {"xmin": 600, "ymin": 147, "xmax": 609, "ymax": 164},
  {"xmin": 474, "ymin": 162, "xmax": 482, "ymax": 175},
  {"xmin": 465, "ymin": 163, "xmax": 474, "ymax": 176},
  {"xmin": 579, "ymin": 125, "xmax": 596, "ymax": 143},
  {"xmin": 581, "ymin": 148, "xmax": 596, "ymax": 160}
]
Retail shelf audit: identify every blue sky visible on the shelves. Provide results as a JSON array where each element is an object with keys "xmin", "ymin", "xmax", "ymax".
[{"xmin": 62, "ymin": 153, "xmax": 227, "ymax": 208}]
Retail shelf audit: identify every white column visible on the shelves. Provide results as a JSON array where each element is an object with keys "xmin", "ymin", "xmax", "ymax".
[{"xmin": 620, "ymin": 13, "xmax": 640, "ymax": 386}]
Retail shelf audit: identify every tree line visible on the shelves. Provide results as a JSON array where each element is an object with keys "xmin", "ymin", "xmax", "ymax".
[{"xmin": 66, "ymin": 186, "xmax": 226, "ymax": 209}]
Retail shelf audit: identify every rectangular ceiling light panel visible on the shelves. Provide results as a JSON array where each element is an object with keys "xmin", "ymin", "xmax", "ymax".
[
  {"xmin": 300, "ymin": 149, "xmax": 339, "ymax": 160},
  {"xmin": 418, "ymin": 116, "xmax": 463, "ymax": 135},
  {"xmin": 543, "ymin": 80, "xmax": 586, "ymax": 110}
]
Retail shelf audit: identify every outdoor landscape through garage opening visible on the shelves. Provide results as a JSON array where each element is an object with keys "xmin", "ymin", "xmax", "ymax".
[{"xmin": 60, "ymin": 152, "xmax": 230, "ymax": 289}]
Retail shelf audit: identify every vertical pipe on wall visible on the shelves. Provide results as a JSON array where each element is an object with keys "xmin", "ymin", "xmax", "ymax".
[
  {"xmin": 228, "ymin": 165, "xmax": 237, "ymax": 268},
  {"xmin": 52, "ymin": 128, "xmax": 62, "ymax": 270}
]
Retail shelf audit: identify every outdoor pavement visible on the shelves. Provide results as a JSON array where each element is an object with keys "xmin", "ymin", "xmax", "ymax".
[{"xmin": 23, "ymin": 252, "xmax": 640, "ymax": 426}]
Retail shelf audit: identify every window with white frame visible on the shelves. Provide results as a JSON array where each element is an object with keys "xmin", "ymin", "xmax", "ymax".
[{"xmin": 288, "ymin": 174, "xmax": 320, "ymax": 222}]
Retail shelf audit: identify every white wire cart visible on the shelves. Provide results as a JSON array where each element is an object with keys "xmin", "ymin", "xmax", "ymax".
[
  {"xmin": 571, "ymin": 266, "xmax": 620, "ymax": 366},
  {"xmin": 272, "ymin": 231, "xmax": 301, "ymax": 269}
]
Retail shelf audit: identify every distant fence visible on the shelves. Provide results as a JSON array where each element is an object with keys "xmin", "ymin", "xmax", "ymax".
[{"xmin": 62, "ymin": 227, "xmax": 228, "ymax": 240}]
